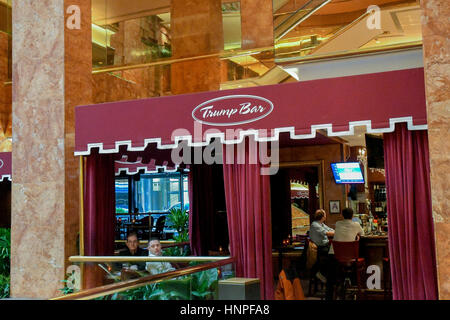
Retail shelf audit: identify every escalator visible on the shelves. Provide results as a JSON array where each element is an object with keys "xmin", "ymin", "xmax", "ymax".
[{"xmin": 274, "ymin": 0, "xmax": 332, "ymax": 43}]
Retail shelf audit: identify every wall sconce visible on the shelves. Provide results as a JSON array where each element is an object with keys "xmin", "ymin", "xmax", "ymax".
[{"xmin": 357, "ymin": 147, "xmax": 367, "ymax": 166}]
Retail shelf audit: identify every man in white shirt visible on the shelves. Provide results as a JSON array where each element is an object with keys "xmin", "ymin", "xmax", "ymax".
[
  {"xmin": 146, "ymin": 237, "xmax": 175, "ymax": 275},
  {"xmin": 326, "ymin": 207, "xmax": 364, "ymax": 299},
  {"xmin": 330, "ymin": 207, "xmax": 364, "ymax": 253}
]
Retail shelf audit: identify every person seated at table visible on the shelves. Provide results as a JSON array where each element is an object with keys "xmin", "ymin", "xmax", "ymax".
[
  {"xmin": 325, "ymin": 207, "xmax": 364, "ymax": 299},
  {"xmin": 309, "ymin": 209, "xmax": 335, "ymax": 283},
  {"xmin": 114, "ymin": 231, "xmax": 148, "ymax": 271},
  {"xmin": 146, "ymin": 237, "xmax": 175, "ymax": 275}
]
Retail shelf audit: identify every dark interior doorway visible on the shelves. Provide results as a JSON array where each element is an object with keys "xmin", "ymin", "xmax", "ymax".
[{"xmin": 271, "ymin": 163, "xmax": 322, "ymax": 247}]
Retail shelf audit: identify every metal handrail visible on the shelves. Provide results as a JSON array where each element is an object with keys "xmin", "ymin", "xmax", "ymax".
[
  {"xmin": 53, "ymin": 257, "xmax": 235, "ymax": 300},
  {"xmin": 68, "ymin": 255, "xmax": 230, "ymax": 263},
  {"xmin": 309, "ymin": 11, "xmax": 371, "ymax": 54},
  {"xmin": 274, "ymin": 0, "xmax": 331, "ymax": 42},
  {"xmin": 275, "ymin": 41, "xmax": 423, "ymax": 65},
  {"xmin": 3, "ymin": 41, "xmax": 423, "ymax": 87}
]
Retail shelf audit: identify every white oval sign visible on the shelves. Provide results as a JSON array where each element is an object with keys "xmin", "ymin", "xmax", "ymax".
[{"xmin": 192, "ymin": 95, "xmax": 274, "ymax": 126}]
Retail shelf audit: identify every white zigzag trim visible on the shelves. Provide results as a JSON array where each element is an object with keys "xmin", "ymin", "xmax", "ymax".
[
  {"xmin": 115, "ymin": 164, "xmax": 180, "ymax": 176},
  {"xmin": 74, "ymin": 117, "xmax": 427, "ymax": 156},
  {"xmin": 0, "ymin": 174, "xmax": 11, "ymax": 182}
]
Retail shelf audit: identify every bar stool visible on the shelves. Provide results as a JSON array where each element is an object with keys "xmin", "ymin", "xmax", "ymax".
[{"xmin": 332, "ymin": 240, "xmax": 365, "ymax": 300}]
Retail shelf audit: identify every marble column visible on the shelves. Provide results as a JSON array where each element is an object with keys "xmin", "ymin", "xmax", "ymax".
[
  {"xmin": 64, "ymin": 0, "xmax": 93, "ymax": 288},
  {"xmin": 421, "ymin": 0, "xmax": 450, "ymax": 300},
  {"xmin": 11, "ymin": 0, "xmax": 66, "ymax": 298},
  {"xmin": 170, "ymin": 0, "xmax": 223, "ymax": 94},
  {"xmin": 240, "ymin": 0, "xmax": 274, "ymax": 49},
  {"xmin": 11, "ymin": 0, "xmax": 92, "ymax": 298}
]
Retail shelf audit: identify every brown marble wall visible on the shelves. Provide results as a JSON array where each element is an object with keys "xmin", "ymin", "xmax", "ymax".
[
  {"xmin": 421, "ymin": 0, "xmax": 450, "ymax": 300},
  {"xmin": 93, "ymin": 66, "xmax": 169, "ymax": 104},
  {"xmin": 64, "ymin": 0, "xmax": 92, "ymax": 289},
  {"xmin": 279, "ymin": 143, "xmax": 347, "ymax": 228},
  {"xmin": 170, "ymin": 0, "xmax": 223, "ymax": 95},
  {"xmin": 110, "ymin": 16, "xmax": 168, "ymax": 66},
  {"xmin": 11, "ymin": 0, "xmax": 66, "ymax": 298},
  {"xmin": 240, "ymin": 0, "xmax": 274, "ymax": 49}
]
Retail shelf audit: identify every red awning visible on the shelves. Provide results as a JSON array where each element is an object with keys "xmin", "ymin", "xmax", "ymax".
[
  {"xmin": 75, "ymin": 68, "xmax": 427, "ymax": 156},
  {"xmin": 291, "ymin": 190, "xmax": 310, "ymax": 199},
  {"xmin": 0, "ymin": 152, "xmax": 11, "ymax": 181}
]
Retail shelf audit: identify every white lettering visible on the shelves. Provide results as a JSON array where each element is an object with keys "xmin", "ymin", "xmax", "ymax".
[
  {"xmin": 366, "ymin": 265, "xmax": 381, "ymax": 289},
  {"xmin": 180, "ymin": 304, "xmax": 214, "ymax": 317},
  {"xmin": 199, "ymin": 103, "xmax": 264, "ymax": 120},
  {"xmin": 66, "ymin": 5, "xmax": 81, "ymax": 30},
  {"xmin": 200, "ymin": 105, "xmax": 214, "ymax": 119},
  {"xmin": 224, "ymin": 305, "xmax": 233, "ymax": 314},
  {"xmin": 239, "ymin": 103, "xmax": 264, "ymax": 115},
  {"xmin": 65, "ymin": 265, "xmax": 81, "ymax": 290},
  {"xmin": 367, "ymin": 5, "xmax": 381, "ymax": 30}
]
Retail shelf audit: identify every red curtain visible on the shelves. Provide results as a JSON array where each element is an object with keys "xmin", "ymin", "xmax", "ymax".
[
  {"xmin": 188, "ymin": 164, "xmax": 216, "ymax": 256},
  {"xmin": 384, "ymin": 124, "xmax": 438, "ymax": 299},
  {"xmin": 222, "ymin": 140, "xmax": 274, "ymax": 300},
  {"xmin": 84, "ymin": 152, "xmax": 115, "ymax": 256}
]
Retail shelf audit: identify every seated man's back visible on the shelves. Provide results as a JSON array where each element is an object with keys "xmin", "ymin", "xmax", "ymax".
[{"xmin": 330, "ymin": 208, "xmax": 364, "ymax": 254}]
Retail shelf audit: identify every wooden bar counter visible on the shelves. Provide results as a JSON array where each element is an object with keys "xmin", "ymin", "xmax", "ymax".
[{"xmin": 359, "ymin": 234, "xmax": 390, "ymax": 289}]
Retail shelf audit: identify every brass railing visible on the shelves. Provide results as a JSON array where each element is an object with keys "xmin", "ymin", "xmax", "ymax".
[
  {"xmin": 68, "ymin": 255, "xmax": 230, "ymax": 264},
  {"xmin": 275, "ymin": 41, "xmax": 423, "ymax": 65},
  {"xmin": 3, "ymin": 41, "xmax": 423, "ymax": 87},
  {"xmin": 92, "ymin": 46, "xmax": 274, "ymax": 75},
  {"xmin": 53, "ymin": 257, "xmax": 234, "ymax": 300}
]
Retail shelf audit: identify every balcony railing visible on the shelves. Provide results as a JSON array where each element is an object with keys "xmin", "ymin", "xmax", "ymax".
[{"xmin": 53, "ymin": 256, "xmax": 235, "ymax": 300}]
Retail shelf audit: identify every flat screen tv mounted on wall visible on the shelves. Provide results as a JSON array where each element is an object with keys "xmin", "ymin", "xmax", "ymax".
[{"xmin": 331, "ymin": 162, "xmax": 364, "ymax": 184}]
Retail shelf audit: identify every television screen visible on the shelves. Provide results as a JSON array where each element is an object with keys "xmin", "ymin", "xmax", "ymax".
[{"xmin": 331, "ymin": 162, "xmax": 364, "ymax": 184}]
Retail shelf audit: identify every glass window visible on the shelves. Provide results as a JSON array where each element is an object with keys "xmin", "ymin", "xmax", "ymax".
[{"xmin": 131, "ymin": 173, "xmax": 188, "ymax": 213}]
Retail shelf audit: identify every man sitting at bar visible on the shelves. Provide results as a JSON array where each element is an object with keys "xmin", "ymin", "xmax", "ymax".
[
  {"xmin": 333, "ymin": 207, "xmax": 365, "ymax": 243},
  {"xmin": 114, "ymin": 231, "xmax": 148, "ymax": 271},
  {"xmin": 146, "ymin": 237, "xmax": 175, "ymax": 275},
  {"xmin": 309, "ymin": 209, "xmax": 335, "ymax": 283},
  {"xmin": 325, "ymin": 207, "xmax": 364, "ymax": 300}
]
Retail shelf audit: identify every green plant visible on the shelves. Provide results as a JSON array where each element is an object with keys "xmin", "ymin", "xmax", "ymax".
[
  {"xmin": 163, "ymin": 245, "xmax": 189, "ymax": 257},
  {"xmin": 104, "ymin": 268, "xmax": 218, "ymax": 300},
  {"xmin": 167, "ymin": 208, "xmax": 189, "ymax": 234},
  {"xmin": 59, "ymin": 269, "xmax": 79, "ymax": 295},
  {"xmin": 59, "ymin": 280, "xmax": 75, "ymax": 295},
  {"xmin": 191, "ymin": 268, "xmax": 219, "ymax": 300},
  {"xmin": 167, "ymin": 208, "xmax": 189, "ymax": 242},
  {"xmin": 0, "ymin": 228, "xmax": 10, "ymax": 276},
  {"xmin": 163, "ymin": 208, "xmax": 190, "ymax": 256},
  {"xmin": 0, "ymin": 274, "xmax": 9, "ymax": 298}
]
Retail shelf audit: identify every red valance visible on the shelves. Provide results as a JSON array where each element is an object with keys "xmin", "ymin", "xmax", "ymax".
[
  {"xmin": 0, "ymin": 152, "xmax": 11, "ymax": 181},
  {"xmin": 75, "ymin": 68, "xmax": 427, "ymax": 156}
]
